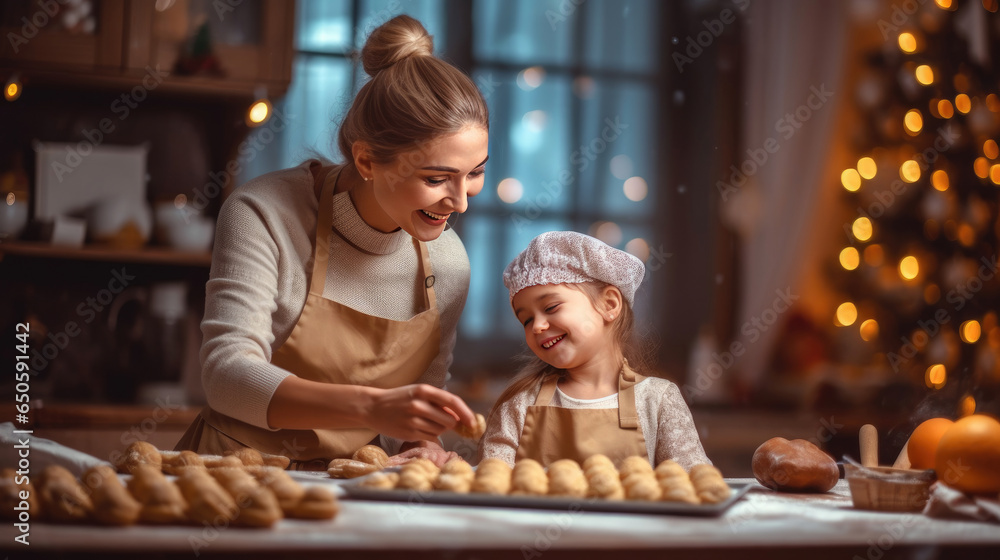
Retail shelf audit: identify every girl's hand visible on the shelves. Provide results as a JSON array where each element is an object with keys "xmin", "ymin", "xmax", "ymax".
[
  {"xmin": 387, "ymin": 441, "xmax": 460, "ymax": 468},
  {"xmin": 365, "ymin": 384, "xmax": 477, "ymax": 442}
]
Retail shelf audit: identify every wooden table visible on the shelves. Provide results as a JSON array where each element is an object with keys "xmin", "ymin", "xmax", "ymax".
[{"xmin": 2, "ymin": 478, "xmax": 998, "ymax": 559}]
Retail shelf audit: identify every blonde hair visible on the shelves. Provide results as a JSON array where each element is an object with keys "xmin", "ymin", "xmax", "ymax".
[
  {"xmin": 486, "ymin": 282, "xmax": 652, "ymax": 423},
  {"xmin": 338, "ymin": 15, "xmax": 489, "ymax": 165}
]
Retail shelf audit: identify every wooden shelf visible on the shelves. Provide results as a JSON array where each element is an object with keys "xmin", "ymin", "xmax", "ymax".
[{"xmin": 0, "ymin": 241, "xmax": 211, "ymax": 267}]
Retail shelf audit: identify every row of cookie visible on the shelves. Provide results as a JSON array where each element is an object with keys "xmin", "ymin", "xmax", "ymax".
[
  {"xmin": 358, "ymin": 455, "xmax": 732, "ymax": 504},
  {"xmin": 1, "ymin": 463, "xmax": 337, "ymax": 527},
  {"xmin": 116, "ymin": 441, "xmax": 292, "ymax": 474}
]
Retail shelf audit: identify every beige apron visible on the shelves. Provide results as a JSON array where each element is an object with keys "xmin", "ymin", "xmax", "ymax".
[
  {"xmin": 515, "ymin": 363, "xmax": 648, "ymax": 468},
  {"xmin": 176, "ymin": 164, "xmax": 441, "ymax": 469}
]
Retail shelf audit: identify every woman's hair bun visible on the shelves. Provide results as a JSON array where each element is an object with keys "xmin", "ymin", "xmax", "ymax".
[{"xmin": 361, "ymin": 15, "xmax": 434, "ymax": 76}]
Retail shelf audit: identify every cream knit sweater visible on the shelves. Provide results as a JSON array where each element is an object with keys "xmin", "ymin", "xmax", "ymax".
[
  {"xmin": 478, "ymin": 376, "xmax": 711, "ymax": 469},
  {"xmin": 200, "ymin": 162, "xmax": 470, "ymax": 444}
]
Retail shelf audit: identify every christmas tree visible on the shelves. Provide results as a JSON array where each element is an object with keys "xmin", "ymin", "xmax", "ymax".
[{"xmin": 833, "ymin": 0, "xmax": 1000, "ymax": 419}]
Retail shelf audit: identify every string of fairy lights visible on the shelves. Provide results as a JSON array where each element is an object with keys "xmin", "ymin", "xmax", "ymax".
[{"xmin": 834, "ymin": 0, "xmax": 1000, "ymax": 416}]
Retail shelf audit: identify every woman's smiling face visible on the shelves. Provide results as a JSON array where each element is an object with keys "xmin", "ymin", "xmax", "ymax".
[{"xmin": 369, "ymin": 126, "xmax": 488, "ymax": 241}]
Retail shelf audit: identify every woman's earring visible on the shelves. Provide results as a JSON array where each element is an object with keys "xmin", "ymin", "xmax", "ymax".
[
  {"xmin": 364, "ymin": 176, "xmax": 371, "ymax": 182},
  {"xmin": 608, "ymin": 313, "xmax": 615, "ymax": 321}
]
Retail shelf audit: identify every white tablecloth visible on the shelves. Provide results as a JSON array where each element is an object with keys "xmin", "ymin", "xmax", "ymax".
[{"xmin": 4, "ymin": 478, "xmax": 999, "ymax": 557}]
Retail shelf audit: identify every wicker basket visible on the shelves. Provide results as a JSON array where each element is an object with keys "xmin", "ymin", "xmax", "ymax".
[{"xmin": 844, "ymin": 464, "xmax": 936, "ymax": 512}]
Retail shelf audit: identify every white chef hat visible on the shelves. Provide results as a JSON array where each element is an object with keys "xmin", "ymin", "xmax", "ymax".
[{"xmin": 503, "ymin": 231, "xmax": 646, "ymax": 307}]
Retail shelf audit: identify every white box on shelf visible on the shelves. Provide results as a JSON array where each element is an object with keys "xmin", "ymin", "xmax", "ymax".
[{"xmin": 32, "ymin": 141, "xmax": 149, "ymax": 220}]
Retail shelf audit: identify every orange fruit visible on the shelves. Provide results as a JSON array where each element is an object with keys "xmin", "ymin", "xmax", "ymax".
[
  {"xmin": 934, "ymin": 414, "xmax": 1000, "ymax": 494},
  {"xmin": 907, "ymin": 417, "xmax": 954, "ymax": 469}
]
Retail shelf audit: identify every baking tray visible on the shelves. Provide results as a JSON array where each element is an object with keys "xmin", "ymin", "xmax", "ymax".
[{"xmin": 341, "ymin": 481, "xmax": 752, "ymax": 517}]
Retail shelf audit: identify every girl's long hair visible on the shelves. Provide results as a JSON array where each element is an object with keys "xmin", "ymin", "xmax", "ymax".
[{"xmin": 485, "ymin": 282, "xmax": 653, "ymax": 424}]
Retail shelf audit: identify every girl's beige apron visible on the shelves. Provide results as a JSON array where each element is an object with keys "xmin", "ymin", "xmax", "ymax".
[
  {"xmin": 515, "ymin": 364, "xmax": 648, "ymax": 467},
  {"xmin": 176, "ymin": 164, "xmax": 441, "ymax": 468}
]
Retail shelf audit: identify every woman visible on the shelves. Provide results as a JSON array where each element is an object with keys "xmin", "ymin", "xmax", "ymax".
[{"xmin": 176, "ymin": 15, "xmax": 487, "ymax": 469}]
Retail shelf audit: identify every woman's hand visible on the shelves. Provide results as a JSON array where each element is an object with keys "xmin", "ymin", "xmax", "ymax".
[
  {"xmin": 364, "ymin": 384, "xmax": 477, "ymax": 442},
  {"xmin": 387, "ymin": 440, "xmax": 460, "ymax": 468}
]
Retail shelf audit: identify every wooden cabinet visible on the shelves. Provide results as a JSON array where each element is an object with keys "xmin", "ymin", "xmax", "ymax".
[{"xmin": 0, "ymin": 0, "xmax": 294, "ymax": 97}]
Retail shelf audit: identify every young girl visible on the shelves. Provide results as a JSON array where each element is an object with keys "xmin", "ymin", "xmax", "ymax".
[{"xmin": 478, "ymin": 231, "xmax": 710, "ymax": 469}]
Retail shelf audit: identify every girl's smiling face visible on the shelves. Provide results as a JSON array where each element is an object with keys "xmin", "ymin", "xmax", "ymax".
[
  {"xmin": 365, "ymin": 126, "xmax": 488, "ymax": 241},
  {"xmin": 512, "ymin": 283, "xmax": 614, "ymax": 371}
]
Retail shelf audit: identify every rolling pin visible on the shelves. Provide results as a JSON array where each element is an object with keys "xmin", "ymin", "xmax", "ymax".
[{"xmin": 859, "ymin": 424, "xmax": 879, "ymax": 467}]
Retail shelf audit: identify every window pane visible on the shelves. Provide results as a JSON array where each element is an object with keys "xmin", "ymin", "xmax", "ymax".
[
  {"xmin": 473, "ymin": 0, "xmax": 575, "ymax": 66},
  {"xmin": 577, "ymin": 81, "xmax": 657, "ymax": 216},
  {"xmin": 583, "ymin": 0, "xmax": 658, "ymax": 73},
  {"xmin": 238, "ymin": 55, "xmax": 353, "ymax": 183},
  {"xmin": 296, "ymin": 0, "xmax": 353, "ymax": 53},
  {"xmin": 473, "ymin": 69, "xmax": 573, "ymax": 214},
  {"xmin": 357, "ymin": 0, "xmax": 446, "ymax": 52},
  {"xmin": 459, "ymin": 214, "xmax": 572, "ymax": 339}
]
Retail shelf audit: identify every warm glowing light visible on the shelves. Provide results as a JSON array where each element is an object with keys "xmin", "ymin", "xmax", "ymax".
[
  {"xmin": 857, "ymin": 157, "xmax": 876, "ymax": 179},
  {"xmin": 937, "ymin": 99, "xmax": 955, "ymax": 118},
  {"xmin": 623, "ymin": 177, "xmax": 648, "ymax": 202},
  {"xmin": 852, "ymin": 217, "xmax": 873, "ymax": 242},
  {"xmin": 955, "ymin": 93, "xmax": 971, "ymax": 113},
  {"xmin": 915, "ymin": 65, "xmax": 934, "ymax": 85},
  {"xmin": 954, "ymin": 74, "xmax": 971, "ymax": 92},
  {"xmin": 898, "ymin": 32, "xmax": 917, "ymax": 53},
  {"xmin": 974, "ymin": 157, "xmax": 990, "ymax": 178},
  {"xmin": 899, "ymin": 255, "xmax": 919, "ymax": 280},
  {"xmin": 960, "ymin": 320, "xmax": 982, "ymax": 344},
  {"xmin": 904, "ymin": 109, "xmax": 923, "ymax": 134},
  {"xmin": 841, "ymin": 168, "xmax": 862, "ymax": 191},
  {"xmin": 985, "ymin": 0, "xmax": 999, "ymax": 13},
  {"xmin": 840, "ymin": 247, "xmax": 860, "ymax": 270},
  {"xmin": 985, "ymin": 139, "xmax": 999, "ymax": 159},
  {"xmin": 931, "ymin": 170, "xmax": 949, "ymax": 191},
  {"xmin": 925, "ymin": 364, "xmax": 946, "ymax": 389},
  {"xmin": 5, "ymin": 193, "xmax": 14, "ymax": 205},
  {"xmin": 625, "ymin": 238, "xmax": 650, "ymax": 261},
  {"xmin": 935, "ymin": 0, "xmax": 953, "ymax": 8},
  {"xmin": 4, "ymin": 82, "xmax": 19, "ymax": 101},
  {"xmin": 924, "ymin": 284, "xmax": 941, "ymax": 304},
  {"xmin": 961, "ymin": 395, "xmax": 977, "ymax": 417},
  {"xmin": 173, "ymin": 194, "xmax": 187, "ymax": 209},
  {"xmin": 900, "ymin": 160, "xmax": 921, "ymax": 182},
  {"xmin": 860, "ymin": 319, "xmax": 880, "ymax": 341},
  {"xmin": 497, "ymin": 178, "xmax": 524, "ymax": 203},
  {"xmin": 991, "ymin": 164, "xmax": 1000, "ymax": 185},
  {"xmin": 517, "ymin": 66, "xmax": 546, "ymax": 90},
  {"xmin": 836, "ymin": 302, "xmax": 858, "ymax": 327},
  {"xmin": 593, "ymin": 221, "xmax": 623, "ymax": 246},
  {"xmin": 958, "ymin": 223, "xmax": 976, "ymax": 247},
  {"xmin": 864, "ymin": 244, "xmax": 884, "ymax": 266},
  {"xmin": 987, "ymin": 94, "xmax": 1000, "ymax": 112},
  {"xmin": 247, "ymin": 100, "xmax": 270, "ymax": 124}
]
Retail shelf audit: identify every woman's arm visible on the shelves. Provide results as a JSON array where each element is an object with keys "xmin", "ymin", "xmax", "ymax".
[{"xmin": 267, "ymin": 377, "xmax": 477, "ymax": 442}]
